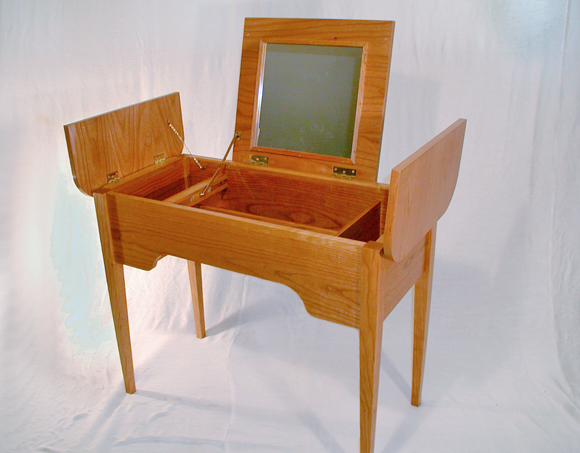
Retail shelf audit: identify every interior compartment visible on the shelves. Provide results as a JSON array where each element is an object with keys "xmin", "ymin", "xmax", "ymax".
[{"xmin": 112, "ymin": 156, "xmax": 387, "ymax": 242}]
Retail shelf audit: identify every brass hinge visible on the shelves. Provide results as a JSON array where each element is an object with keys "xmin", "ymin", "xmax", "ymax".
[
  {"xmin": 154, "ymin": 153, "xmax": 165, "ymax": 164},
  {"xmin": 332, "ymin": 166, "xmax": 356, "ymax": 180},
  {"xmin": 249, "ymin": 155, "xmax": 269, "ymax": 166},
  {"xmin": 106, "ymin": 171, "xmax": 120, "ymax": 184}
]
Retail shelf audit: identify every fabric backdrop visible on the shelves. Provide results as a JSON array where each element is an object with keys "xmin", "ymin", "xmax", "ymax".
[{"xmin": 1, "ymin": 1, "xmax": 579, "ymax": 451}]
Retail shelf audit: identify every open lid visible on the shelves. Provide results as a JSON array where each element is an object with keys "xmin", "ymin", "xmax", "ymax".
[
  {"xmin": 233, "ymin": 18, "xmax": 394, "ymax": 182},
  {"xmin": 64, "ymin": 93, "xmax": 184, "ymax": 196}
]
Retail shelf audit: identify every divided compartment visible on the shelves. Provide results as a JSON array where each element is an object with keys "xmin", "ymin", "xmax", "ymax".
[{"xmin": 111, "ymin": 156, "xmax": 386, "ymax": 242}]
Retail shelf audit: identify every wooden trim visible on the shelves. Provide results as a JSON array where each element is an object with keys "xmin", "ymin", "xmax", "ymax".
[
  {"xmin": 384, "ymin": 119, "xmax": 466, "ymax": 262},
  {"xmin": 248, "ymin": 145, "xmax": 355, "ymax": 165},
  {"xmin": 162, "ymin": 174, "xmax": 228, "ymax": 205},
  {"xmin": 226, "ymin": 159, "xmax": 389, "ymax": 192},
  {"xmin": 259, "ymin": 37, "xmax": 371, "ymax": 47},
  {"xmin": 233, "ymin": 18, "xmax": 394, "ymax": 182},
  {"xmin": 249, "ymin": 38, "xmax": 370, "ymax": 167}
]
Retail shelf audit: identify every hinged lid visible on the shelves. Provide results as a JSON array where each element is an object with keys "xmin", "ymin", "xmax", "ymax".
[
  {"xmin": 233, "ymin": 18, "xmax": 394, "ymax": 182},
  {"xmin": 64, "ymin": 92, "xmax": 184, "ymax": 196}
]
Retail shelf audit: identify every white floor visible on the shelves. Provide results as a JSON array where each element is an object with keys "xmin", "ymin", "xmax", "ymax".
[{"xmin": 2, "ymin": 260, "xmax": 579, "ymax": 452}]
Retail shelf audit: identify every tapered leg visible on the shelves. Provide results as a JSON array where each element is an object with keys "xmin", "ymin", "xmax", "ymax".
[
  {"xmin": 360, "ymin": 242, "xmax": 384, "ymax": 453},
  {"xmin": 411, "ymin": 227, "xmax": 436, "ymax": 407},
  {"xmin": 94, "ymin": 193, "xmax": 136, "ymax": 394},
  {"xmin": 187, "ymin": 260, "xmax": 206, "ymax": 339},
  {"xmin": 104, "ymin": 261, "xmax": 136, "ymax": 393}
]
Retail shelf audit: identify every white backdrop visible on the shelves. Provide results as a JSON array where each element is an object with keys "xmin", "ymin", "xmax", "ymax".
[{"xmin": 1, "ymin": 1, "xmax": 579, "ymax": 451}]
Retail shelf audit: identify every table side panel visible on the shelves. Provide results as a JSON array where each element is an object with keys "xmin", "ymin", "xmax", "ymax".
[
  {"xmin": 106, "ymin": 193, "xmax": 364, "ymax": 328},
  {"xmin": 378, "ymin": 238, "xmax": 427, "ymax": 321}
]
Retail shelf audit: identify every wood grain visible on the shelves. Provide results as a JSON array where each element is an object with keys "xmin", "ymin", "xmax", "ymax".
[
  {"xmin": 384, "ymin": 119, "xmax": 466, "ymax": 262},
  {"xmin": 233, "ymin": 18, "xmax": 394, "ymax": 182},
  {"xmin": 338, "ymin": 201, "xmax": 381, "ymax": 242},
  {"xmin": 199, "ymin": 165, "xmax": 386, "ymax": 233},
  {"xmin": 63, "ymin": 17, "xmax": 467, "ymax": 451},
  {"xmin": 100, "ymin": 156, "xmax": 182, "ymax": 194},
  {"xmin": 110, "ymin": 157, "xmax": 220, "ymax": 201},
  {"xmin": 163, "ymin": 174, "xmax": 227, "ymax": 205},
  {"xmin": 198, "ymin": 205, "xmax": 342, "ymax": 236},
  {"xmin": 359, "ymin": 241, "xmax": 385, "ymax": 453},
  {"xmin": 187, "ymin": 260, "xmax": 206, "ymax": 339},
  {"xmin": 106, "ymin": 192, "xmax": 364, "ymax": 328},
  {"xmin": 94, "ymin": 191, "xmax": 136, "ymax": 393},
  {"xmin": 65, "ymin": 93, "xmax": 184, "ymax": 196},
  {"xmin": 359, "ymin": 233, "xmax": 430, "ymax": 451},
  {"xmin": 412, "ymin": 226, "xmax": 436, "ymax": 407}
]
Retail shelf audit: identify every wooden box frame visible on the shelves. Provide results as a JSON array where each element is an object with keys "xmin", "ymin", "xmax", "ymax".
[{"xmin": 64, "ymin": 18, "xmax": 466, "ymax": 453}]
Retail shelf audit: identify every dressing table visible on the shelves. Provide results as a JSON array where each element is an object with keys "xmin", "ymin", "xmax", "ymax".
[{"xmin": 64, "ymin": 18, "xmax": 466, "ymax": 452}]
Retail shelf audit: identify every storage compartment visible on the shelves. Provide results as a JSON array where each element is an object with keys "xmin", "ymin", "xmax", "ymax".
[
  {"xmin": 110, "ymin": 156, "xmax": 387, "ymax": 242},
  {"xmin": 62, "ymin": 20, "xmax": 469, "ymax": 452}
]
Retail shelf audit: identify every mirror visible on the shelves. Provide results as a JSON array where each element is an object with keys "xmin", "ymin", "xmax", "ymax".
[{"xmin": 256, "ymin": 44, "xmax": 363, "ymax": 159}]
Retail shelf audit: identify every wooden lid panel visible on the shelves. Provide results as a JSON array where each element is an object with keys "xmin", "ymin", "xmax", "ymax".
[
  {"xmin": 383, "ymin": 119, "xmax": 467, "ymax": 261},
  {"xmin": 234, "ymin": 18, "xmax": 394, "ymax": 182},
  {"xmin": 65, "ymin": 93, "xmax": 184, "ymax": 196}
]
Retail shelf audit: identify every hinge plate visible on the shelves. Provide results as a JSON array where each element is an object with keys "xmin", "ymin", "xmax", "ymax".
[
  {"xmin": 249, "ymin": 155, "xmax": 269, "ymax": 166},
  {"xmin": 106, "ymin": 171, "xmax": 120, "ymax": 184},
  {"xmin": 154, "ymin": 153, "xmax": 165, "ymax": 164},
  {"xmin": 332, "ymin": 166, "xmax": 356, "ymax": 180}
]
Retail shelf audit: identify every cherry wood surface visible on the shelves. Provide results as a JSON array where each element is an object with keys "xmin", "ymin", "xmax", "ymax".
[
  {"xmin": 384, "ymin": 119, "xmax": 466, "ymax": 262},
  {"xmin": 412, "ymin": 226, "xmax": 436, "ymax": 407},
  {"xmin": 187, "ymin": 260, "xmax": 206, "ymax": 339},
  {"xmin": 94, "ymin": 191, "xmax": 135, "ymax": 394},
  {"xmin": 234, "ymin": 18, "xmax": 394, "ymax": 182},
  {"xmin": 66, "ymin": 94, "xmax": 466, "ymax": 453},
  {"xmin": 64, "ymin": 19, "xmax": 466, "ymax": 453},
  {"xmin": 65, "ymin": 93, "xmax": 184, "ymax": 196},
  {"xmin": 104, "ymin": 190, "xmax": 365, "ymax": 328},
  {"xmin": 198, "ymin": 165, "xmax": 386, "ymax": 234}
]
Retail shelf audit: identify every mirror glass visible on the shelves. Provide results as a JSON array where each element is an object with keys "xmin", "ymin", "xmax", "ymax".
[{"xmin": 256, "ymin": 44, "xmax": 363, "ymax": 159}]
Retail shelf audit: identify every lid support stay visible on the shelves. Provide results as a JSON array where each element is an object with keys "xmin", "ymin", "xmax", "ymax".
[{"xmin": 200, "ymin": 131, "xmax": 241, "ymax": 196}]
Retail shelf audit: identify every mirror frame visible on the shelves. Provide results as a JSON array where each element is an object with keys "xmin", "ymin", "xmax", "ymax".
[
  {"xmin": 255, "ymin": 42, "xmax": 365, "ymax": 162},
  {"xmin": 233, "ymin": 18, "xmax": 395, "ymax": 182}
]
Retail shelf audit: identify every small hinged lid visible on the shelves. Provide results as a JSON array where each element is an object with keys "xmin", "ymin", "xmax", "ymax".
[
  {"xmin": 233, "ymin": 18, "xmax": 394, "ymax": 182},
  {"xmin": 64, "ymin": 92, "xmax": 184, "ymax": 196}
]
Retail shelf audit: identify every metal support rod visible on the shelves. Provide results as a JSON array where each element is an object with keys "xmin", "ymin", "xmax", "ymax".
[
  {"xmin": 200, "ymin": 131, "xmax": 241, "ymax": 196},
  {"xmin": 168, "ymin": 121, "xmax": 206, "ymax": 170}
]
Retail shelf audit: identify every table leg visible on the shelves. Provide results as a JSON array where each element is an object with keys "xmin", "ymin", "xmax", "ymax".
[
  {"xmin": 411, "ymin": 227, "xmax": 436, "ymax": 407},
  {"xmin": 360, "ymin": 242, "xmax": 384, "ymax": 453},
  {"xmin": 95, "ymin": 193, "xmax": 136, "ymax": 394},
  {"xmin": 187, "ymin": 260, "xmax": 206, "ymax": 338}
]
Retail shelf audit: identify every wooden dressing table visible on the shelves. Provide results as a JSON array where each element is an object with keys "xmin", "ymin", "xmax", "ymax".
[{"xmin": 64, "ymin": 18, "xmax": 466, "ymax": 453}]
